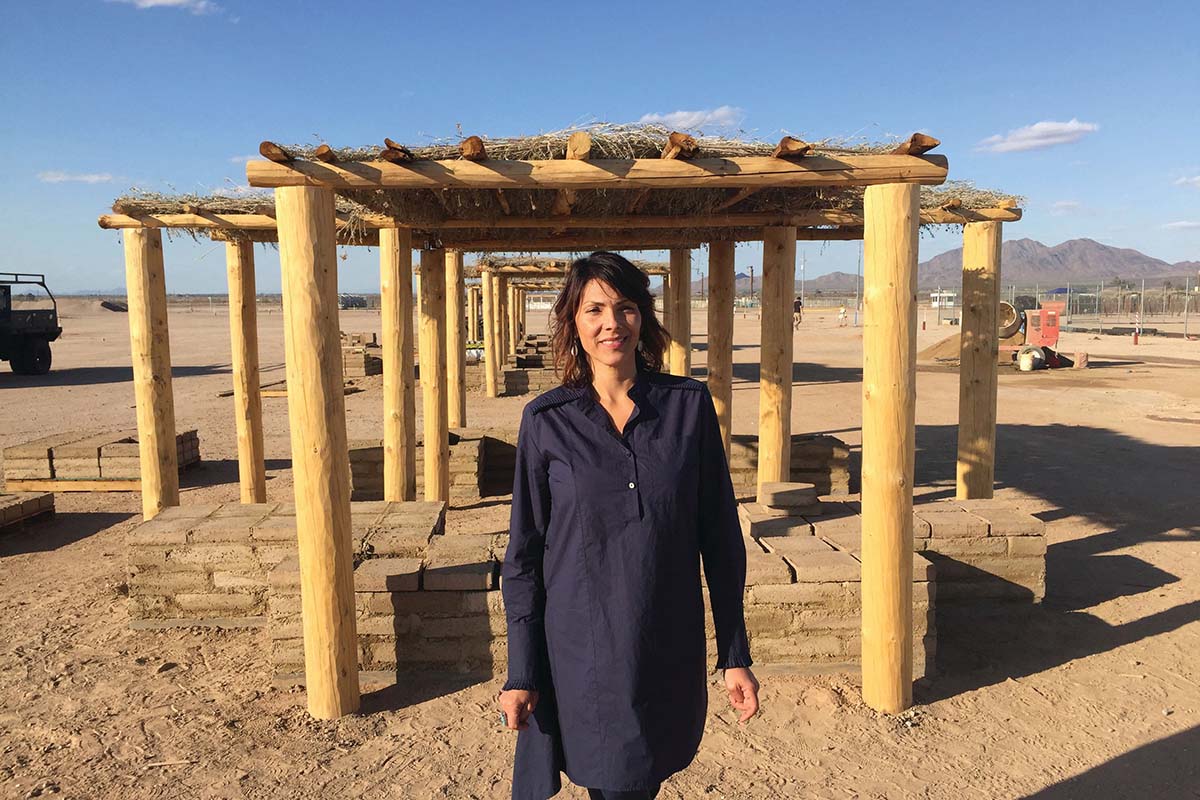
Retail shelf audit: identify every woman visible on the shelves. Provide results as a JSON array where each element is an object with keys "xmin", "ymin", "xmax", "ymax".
[{"xmin": 498, "ymin": 252, "xmax": 760, "ymax": 800}]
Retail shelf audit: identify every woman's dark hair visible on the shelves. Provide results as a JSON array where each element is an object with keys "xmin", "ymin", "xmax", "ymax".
[{"xmin": 551, "ymin": 251, "xmax": 668, "ymax": 387}]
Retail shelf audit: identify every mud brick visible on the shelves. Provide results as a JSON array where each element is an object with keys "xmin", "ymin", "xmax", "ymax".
[
  {"xmin": 99, "ymin": 457, "xmax": 143, "ymax": 478},
  {"xmin": 170, "ymin": 543, "xmax": 258, "ymax": 568},
  {"xmin": 749, "ymin": 635, "xmax": 842, "ymax": 661},
  {"xmin": 127, "ymin": 519, "xmax": 190, "ymax": 547},
  {"xmin": 174, "ymin": 592, "xmax": 262, "ymax": 614},
  {"xmin": 128, "ymin": 547, "xmax": 173, "ymax": 567},
  {"xmin": 914, "ymin": 507, "xmax": 988, "ymax": 538},
  {"xmin": 424, "ymin": 534, "xmax": 497, "ymax": 591},
  {"xmin": 924, "ymin": 537, "xmax": 1007, "ymax": 557},
  {"xmin": 929, "ymin": 556, "xmax": 1044, "ymax": 583},
  {"xmin": 212, "ymin": 572, "xmax": 266, "ymax": 589},
  {"xmin": 758, "ymin": 481, "xmax": 819, "ymax": 509},
  {"xmin": 212, "ymin": 502, "xmax": 279, "ymax": 518},
  {"xmin": 759, "ymin": 536, "xmax": 835, "ymax": 557},
  {"xmin": 356, "ymin": 615, "xmax": 417, "ymax": 637},
  {"xmin": 420, "ymin": 615, "xmax": 506, "ymax": 638},
  {"xmin": 819, "ymin": 530, "xmax": 861, "ymax": 554},
  {"xmin": 1009, "ymin": 536, "xmax": 1047, "ymax": 556},
  {"xmin": 743, "ymin": 512, "xmax": 812, "ymax": 538},
  {"xmin": 365, "ymin": 529, "xmax": 432, "ymax": 559},
  {"xmin": 127, "ymin": 595, "xmax": 170, "ymax": 617},
  {"xmin": 794, "ymin": 608, "xmax": 859, "ymax": 632},
  {"xmin": 381, "ymin": 501, "xmax": 446, "ymax": 532},
  {"xmin": 355, "ymin": 558, "xmax": 422, "ymax": 591},
  {"xmin": 19, "ymin": 494, "xmax": 49, "ymax": 516},
  {"xmin": 269, "ymin": 621, "xmax": 302, "ymax": 640},
  {"xmin": 274, "ymin": 503, "xmax": 296, "ymax": 515},
  {"xmin": 4, "ymin": 459, "xmax": 53, "ymax": 479},
  {"xmin": 255, "ymin": 545, "xmax": 295, "ymax": 570},
  {"xmin": 269, "ymin": 595, "xmax": 303, "ymax": 617},
  {"xmin": 913, "ymin": 555, "xmax": 936, "ymax": 581},
  {"xmin": 740, "ymin": 502, "xmax": 807, "ymax": 519},
  {"xmin": 744, "ymin": 551, "xmax": 794, "ymax": 586},
  {"xmin": 269, "ymin": 555, "xmax": 301, "ymax": 590},
  {"xmin": 744, "ymin": 605, "xmax": 795, "ymax": 636},
  {"xmin": 373, "ymin": 590, "xmax": 476, "ymax": 617},
  {"xmin": 189, "ymin": 517, "xmax": 258, "ymax": 543},
  {"xmin": 808, "ymin": 514, "xmax": 860, "ymax": 540},
  {"xmin": 129, "ymin": 570, "xmax": 213, "ymax": 594},
  {"xmin": 53, "ymin": 457, "xmax": 102, "ymax": 479},
  {"xmin": 959, "ymin": 505, "xmax": 1045, "ymax": 537},
  {"xmin": 4, "ymin": 431, "xmax": 92, "ymax": 460},
  {"xmin": 749, "ymin": 581, "xmax": 856, "ymax": 606},
  {"xmin": 490, "ymin": 534, "xmax": 510, "ymax": 563},
  {"xmin": 936, "ymin": 579, "xmax": 1041, "ymax": 602},
  {"xmin": 156, "ymin": 504, "xmax": 221, "ymax": 521},
  {"xmin": 911, "ymin": 513, "xmax": 932, "ymax": 539},
  {"xmin": 250, "ymin": 515, "xmax": 298, "ymax": 542},
  {"xmin": 789, "ymin": 550, "xmax": 860, "ymax": 583}
]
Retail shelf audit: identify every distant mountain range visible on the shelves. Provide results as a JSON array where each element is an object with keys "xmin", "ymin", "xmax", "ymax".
[{"xmin": 690, "ymin": 238, "xmax": 1199, "ymax": 294}]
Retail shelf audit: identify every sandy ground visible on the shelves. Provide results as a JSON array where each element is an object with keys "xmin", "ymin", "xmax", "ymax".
[{"xmin": 2, "ymin": 299, "xmax": 1199, "ymax": 799}]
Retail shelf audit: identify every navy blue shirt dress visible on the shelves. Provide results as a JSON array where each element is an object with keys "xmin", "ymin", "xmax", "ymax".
[{"xmin": 501, "ymin": 371, "xmax": 753, "ymax": 799}]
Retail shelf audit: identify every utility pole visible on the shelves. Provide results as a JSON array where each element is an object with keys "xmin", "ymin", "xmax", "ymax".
[
  {"xmin": 853, "ymin": 241, "xmax": 862, "ymax": 326},
  {"xmin": 1099, "ymin": 280, "xmax": 1105, "ymax": 335},
  {"xmin": 800, "ymin": 252, "xmax": 806, "ymax": 306},
  {"xmin": 749, "ymin": 266, "xmax": 755, "ymax": 306},
  {"xmin": 1066, "ymin": 282, "xmax": 1072, "ymax": 323}
]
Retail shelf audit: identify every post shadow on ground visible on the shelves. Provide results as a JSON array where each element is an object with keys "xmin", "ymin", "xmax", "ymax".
[
  {"xmin": 179, "ymin": 458, "xmax": 291, "ymax": 490},
  {"xmin": 913, "ymin": 422, "xmax": 1200, "ymax": 701},
  {"xmin": 728, "ymin": 361, "xmax": 863, "ymax": 386},
  {"xmin": 0, "ymin": 363, "xmax": 231, "ymax": 389},
  {"xmin": 0, "ymin": 511, "xmax": 134, "ymax": 557},
  {"xmin": 1018, "ymin": 724, "xmax": 1200, "ymax": 798}
]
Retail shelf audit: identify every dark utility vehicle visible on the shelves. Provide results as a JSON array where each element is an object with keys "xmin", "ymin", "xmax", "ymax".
[{"xmin": 1, "ymin": 273, "xmax": 62, "ymax": 375}]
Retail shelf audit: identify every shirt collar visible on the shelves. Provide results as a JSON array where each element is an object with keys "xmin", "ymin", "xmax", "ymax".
[{"xmin": 572, "ymin": 369, "xmax": 659, "ymax": 436}]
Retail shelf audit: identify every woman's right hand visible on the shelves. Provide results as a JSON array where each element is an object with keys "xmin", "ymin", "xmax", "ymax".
[{"xmin": 498, "ymin": 689, "xmax": 539, "ymax": 730}]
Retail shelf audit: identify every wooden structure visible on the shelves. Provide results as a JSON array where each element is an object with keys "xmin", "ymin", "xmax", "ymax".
[{"xmin": 99, "ymin": 126, "xmax": 1020, "ymax": 719}]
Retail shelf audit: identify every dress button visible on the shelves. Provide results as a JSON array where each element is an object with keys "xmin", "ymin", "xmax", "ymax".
[{"xmin": 628, "ymin": 482, "xmax": 636, "ymax": 490}]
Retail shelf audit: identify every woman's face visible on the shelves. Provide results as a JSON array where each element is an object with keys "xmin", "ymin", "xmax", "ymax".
[{"xmin": 573, "ymin": 279, "xmax": 641, "ymax": 375}]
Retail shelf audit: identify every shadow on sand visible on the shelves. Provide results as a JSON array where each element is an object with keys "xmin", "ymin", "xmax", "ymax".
[
  {"xmin": 0, "ymin": 511, "xmax": 135, "ymax": 556},
  {"xmin": 0, "ymin": 363, "xmax": 232, "ymax": 389}
]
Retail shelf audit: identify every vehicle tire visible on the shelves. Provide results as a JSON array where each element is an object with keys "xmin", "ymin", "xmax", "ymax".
[
  {"xmin": 998, "ymin": 302, "xmax": 1023, "ymax": 339},
  {"xmin": 15, "ymin": 338, "xmax": 52, "ymax": 375}
]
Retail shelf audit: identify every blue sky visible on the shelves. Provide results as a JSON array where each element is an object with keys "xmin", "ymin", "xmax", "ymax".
[{"xmin": 3, "ymin": 0, "xmax": 1198, "ymax": 293}]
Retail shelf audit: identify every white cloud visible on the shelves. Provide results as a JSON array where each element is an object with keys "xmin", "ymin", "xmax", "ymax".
[
  {"xmin": 109, "ymin": 0, "xmax": 220, "ymax": 14},
  {"xmin": 38, "ymin": 171, "xmax": 114, "ymax": 184},
  {"xmin": 228, "ymin": 155, "xmax": 257, "ymax": 164},
  {"xmin": 1174, "ymin": 175, "xmax": 1200, "ymax": 188},
  {"xmin": 1050, "ymin": 200, "xmax": 1081, "ymax": 216},
  {"xmin": 1163, "ymin": 221, "xmax": 1200, "ymax": 230},
  {"xmin": 210, "ymin": 184, "xmax": 271, "ymax": 199},
  {"xmin": 976, "ymin": 119, "xmax": 1099, "ymax": 153},
  {"xmin": 638, "ymin": 105, "xmax": 744, "ymax": 130}
]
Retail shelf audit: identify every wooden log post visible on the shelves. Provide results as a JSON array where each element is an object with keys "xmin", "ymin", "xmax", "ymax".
[
  {"xmin": 668, "ymin": 248, "xmax": 692, "ymax": 376},
  {"xmin": 445, "ymin": 250, "xmax": 466, "ymax": 429},
  {"xmin": 518, "ymin": 289, "xmax": 527, "ymax": 341},
  {"xmin": 481, "ymin": 270, "xmax": 499, "ymax": 398},
  {"xmin": 860, "ymin": 183, "xmax": 920, "ymax": 714},
  {"xmin": 707, "ymin": 240, "xmax": 736, "ymax": 456},
  {"xmin": 757, "ymin": 227, "xmax": 797, "ymax": 492},
  {"xmin": 507, "ymin": 280, "xmax": 519, "ymax": 356},
  {"xmin": 956, "ymin": 221, "xmax": 1002, "ymax": 500},
  {"xmin": 661, "ymin": 274, "xmax": 673, "ymax": 347},
  {"xmin": 498, "ymin": 275, "xmax": 511, "ymax": 361},
  {"xmin": 419, "ymin": 249, "xmax": 450, "ymax": 501},
  {"xmin": 274, "ymin": 185, "xmax": 360, "ymax": 719},
  {"xmin": 468, "ymin": 286, "xmax": 480, "ymax": 343},
  {"xmin": 224, "ymin": 240, "xmax": 266, "ymax": 503},
  {"xmin": 123, "ymin": 228, "xmax": 180, "ymax": 520},
  {"xmin": 380, "ymin": 228, "xmax": 417, "ymax": 502}
]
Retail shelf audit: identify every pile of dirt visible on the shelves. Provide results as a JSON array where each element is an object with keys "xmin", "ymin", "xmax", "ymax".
[{"xmin": 918, "ymin": 332, "xmax": 961, "ymax": 363}]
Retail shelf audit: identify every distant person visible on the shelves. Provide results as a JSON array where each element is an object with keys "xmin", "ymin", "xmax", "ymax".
[
  {"xmin": 838, "ymin": 305, "xmax": 848, "ymax": 326},
  {"xmin": 793, "ymin": 295, "xmax": 803, "ymax": 328}
]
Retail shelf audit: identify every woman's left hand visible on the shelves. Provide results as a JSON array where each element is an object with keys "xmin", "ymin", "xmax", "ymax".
[{"xmin": 723, "ymin": 667, "xmax": 760, "ymax": 723}]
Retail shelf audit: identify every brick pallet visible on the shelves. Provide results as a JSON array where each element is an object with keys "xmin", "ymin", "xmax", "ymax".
[
  {"xmin": 3, "ymin": 429, "xmax": 200, "ymax": 486},
  {"xmin": 727, "ymin": 434, "xmax": 852, "ymax": 496},
  {"xmin": 342, "ymin": 345, "xmax": 382, "ymax": 378},
  {"xmin": 0, "ymin": 492, "xmax": 55, "ymax": 533},
  {"xmin": 125, "ymin": 500, "xmax": 445, "ymax": 625},
  {"xmin": 740, "ymin": 496, "xmax": 1046, "ymax": 604}
]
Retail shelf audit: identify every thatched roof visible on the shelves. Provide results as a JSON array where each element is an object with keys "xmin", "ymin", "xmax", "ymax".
[{"xmin": 102, "ymin": 124, "xmax": 1023, "ymax": 250}]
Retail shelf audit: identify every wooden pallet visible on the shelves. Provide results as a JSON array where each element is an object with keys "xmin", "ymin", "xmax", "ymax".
[{"xmin": 5, "ymin": 478, "xmax": 141, "ymax": 492}]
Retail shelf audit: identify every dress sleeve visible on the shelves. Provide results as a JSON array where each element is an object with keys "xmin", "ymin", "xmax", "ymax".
[
  {"xmin": 696, "ymin": 386, "xmax": 753, "ymax": 670},
  {"xmin": 500, "ymin": 407, "xmax": 552, "ymax": 691}
]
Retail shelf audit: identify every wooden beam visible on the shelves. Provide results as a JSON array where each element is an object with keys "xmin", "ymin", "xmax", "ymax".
[
  {"xmin": 566, "ymin": 131, "xmax": 592, "ymax": 161},
  {"xmin": 3, "ymin": 478, "xmax": 141, "ymax": 493},
  {"xmin": 713, "ymin": 187, "xmax": 761, "ymax": 212},
  {"xmin": 551, "ymin": 189, "xmax": 576, "ymax": 217},
  {"xmin": 246, "ymin": 153, "xmax": 951, "ymax": 190},
  {"xmin": 661, "ymin": 131, "xmax": 699, "ymax": 160},
  {"xmin": 891, "ymin": 133, "xmax": 941, "ymax": 156},
  {"xmin": 313, "ymin": 144, "xmax": 337, "ymax": 164},
  {"xmin": 707, "ymin": 240, "xmax": 735, "ymax": 457},
  {"xmin": 481, "ymin": 270, "xmax": 499, "ymax": 398},
  {"xmin": 668, "ymin": 249, "xmax": 691, "ymax": 376},
  {"xmin": 445, "ymin": 250, "xmax": 466, "ymax": 428},
  {"xmin": 274, "ymin": 185, "xmax": 360, "ymax": 719},
  {"xmin": 956, "ymin": 221, "xmax": 1002, "ymax": 500},
  {"xmin": 494, "ymin": 189, "xmax": 512, "ymax": 215},
  {"xmin": 259, "ymin": 141, "xmax": 293, "ymax": 163},
  {"xmin": 757, "ymin": 227, "xmax": 796, "ymax": 493},
  {"xmin": 772, "ymin": 136, "xmax": 812, "ymax": 159},
  {"xmin": 225, "ymin": 239, "xmax": 267, "ymax": 504},
  {"xmin": 380, "ymin": 228, "xmax": 417, "ymax": 502},
  {"xmin": 860, "ymin": 182, "xmax": 920, "ymax": 715},
  {"xmin": 460, "ymin": 136, "xmax": 487, "ymax": 161},
  {"xmin": 418, "ymin": 249, "xmax": 450, "ymax": 502},
  {"xmin": 626, "ymin": 188, "xmax": 652, "ymax": 213},
  {"xmin": 123, "ymin": 228, "xmax": 179, "ymax": 520}
]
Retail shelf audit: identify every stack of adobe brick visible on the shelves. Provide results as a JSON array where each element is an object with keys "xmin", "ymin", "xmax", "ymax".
[
  {"xmin": 740, "ymin": 496, "xmax": 1046, "ymax": 606},
  {"xmin": 124, "ymin": 500, "xmax": 446, "ymax": 626},
  {"xmin": 347, "ymin": 433, "xmax": 485, "ymax": 503},
  {"xmin": 727, "ymin": 434, "xmax": 851, "ymax": 496},
  {"xmin": 3, "ymin": 429, "xmax": 200, "ymax": 483},
  {"xmin": 341, "ymin": 332, "xmax": 383, "ymax": 378},
  {"xmin": 0, "ymin": 492, "xmax": 54, "ymax": 533}
]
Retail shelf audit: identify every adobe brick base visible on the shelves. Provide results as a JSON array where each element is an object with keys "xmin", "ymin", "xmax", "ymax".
[
  {"xmin": 0, "ymin": 492, "xmax": 55, "ymax": 533},
  {"xmin": 3, "ymin": 429, "xmax": 200, "ymax": 482}
]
